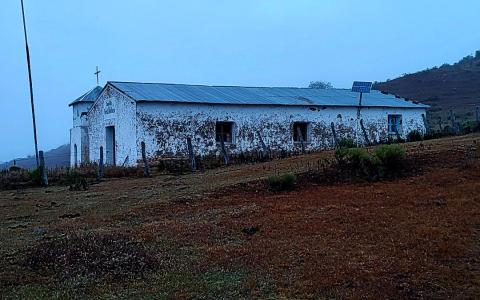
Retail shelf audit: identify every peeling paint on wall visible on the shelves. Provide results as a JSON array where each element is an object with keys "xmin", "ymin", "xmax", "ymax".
[{"xmin": 136, "ymin": 102, "xmax": 426, "ymax": 161}]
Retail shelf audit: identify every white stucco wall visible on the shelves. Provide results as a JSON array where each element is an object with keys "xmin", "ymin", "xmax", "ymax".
[
  {"xmin": 72, "ymin": 102, "xmax": 92, "ymax": 127},
  {"xmin": 70, "ymin": 126, "xmax": 89, "ymax": 167},
  {"xmin": 136, "ymin": 102, "xmax": 427, "ymax": 161},
  {"xmin": 70, "ymin": 102, "xmax": 93, "ymax": 167},
  {"xmin": 87, "ymin": 85, "xmax": 137, "ymax": 166}
]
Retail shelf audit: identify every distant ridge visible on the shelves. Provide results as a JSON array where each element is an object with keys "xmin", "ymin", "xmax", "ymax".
[
  {"xmin": 374, "ymin": 51, "xmax": 480, "ymax": 128},
  {"xmin": 0, "ymin": 144, "xmax": 70, "ymax": 170}
]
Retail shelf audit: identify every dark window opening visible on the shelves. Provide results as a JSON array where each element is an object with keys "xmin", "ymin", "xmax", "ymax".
[
  {"xmin": 388, "ymin": 115, "xmax": 402, "ymax": 134},
  {"xmin": 293, "ymin": 122, "xmax": 309, "ymax": 142},
  {"xmin": 216, "ymin": 122, "xmax": 234, "ymax": 143},
  {"xmin": 74, "ymin": 144, "xmax": 78, "ymax": 167}
]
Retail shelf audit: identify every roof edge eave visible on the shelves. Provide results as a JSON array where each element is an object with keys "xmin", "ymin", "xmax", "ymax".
[{"xmin": 135, "ymin": 99, "xmax": 429, "ymax": 109}]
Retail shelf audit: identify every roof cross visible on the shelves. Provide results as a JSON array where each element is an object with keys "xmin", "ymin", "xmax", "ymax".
[{"xmin": 94, "ymin": 66, "xmax": 101, "ymax": 86}]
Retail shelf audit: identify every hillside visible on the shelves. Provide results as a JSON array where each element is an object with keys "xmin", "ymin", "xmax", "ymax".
[
  {"xmin": 0, "ymin": 144, "xmax": 70, "ymax": 170},
  {"xmin": 374, "ymin": 51, "xmax": 480, "ymax": 130}
]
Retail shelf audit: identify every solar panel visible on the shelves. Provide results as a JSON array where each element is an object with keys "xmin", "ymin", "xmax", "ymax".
[{"xmin": 351, "ymin": 81, "xmax": 372, "ymax": 93}]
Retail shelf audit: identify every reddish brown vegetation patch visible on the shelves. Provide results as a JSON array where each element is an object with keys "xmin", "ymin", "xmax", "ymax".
[
  {"xmin": 143, "ymin": 154, "xmax": 480, "ymax": 298},
  {"xmin": 1, "ymin": 135, "xmax": 480, "ymax": 298},
  {"xmin": 23, "ymin": 232, "xmax": 157, "ymax": 280}
]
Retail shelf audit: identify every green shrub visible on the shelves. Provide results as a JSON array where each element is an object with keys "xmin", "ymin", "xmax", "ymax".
[
  {"xmin": 28, "ymin": 168, "xmax": 42, "ymax": 186},
  {"xmin": 9, "ymin": 166, "xmax": 21, "ymax": 172},
  {"xmin": 474, "ymin": 121, "xmax": 480, "ymax": 133},
  {"xmin": 268, "ymin": 173, "xmax": 296, "ymax": 192},
  {"xmin": 406, "ymin": 130, "xmax": 423, "ymax": 142},
  {"xmin": 335, "ymin": 144, "xmax": 407, "ymax": 180},
  {"xmin": 336, "ymin": 148, "xmax": 364, "ymax": 164},
  {"xmin": 374, "ymin": 144, "xmax": 406, "ymax": 178},
  {"xmin": 460, "ymin": 120, "xmax": 480, "ymax": 134},
  {"xmin": 65, "ymin": 170, "xmax": 87, "ymax": 190},
  {"xmin": 443, "ymin": 125, "xmax": 455, "ymax": 135},
  {"xmin": 335, "ymin": 148, "xmax": 378, "ymax": 179},
  {"xmin": 338, "ymin": 138, "xmax": 356, "ymax": 149},
  {"xmin": 1, "ymin": 169, "xmax": 31, "ymax": 190}
]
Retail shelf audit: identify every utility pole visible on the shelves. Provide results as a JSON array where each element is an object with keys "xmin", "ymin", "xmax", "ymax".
[
  {"xmin": 20, "ymin": 0, "xmax": 39, "ymax": 167},
  {"xmin": 357, "ymin": 92, "xmax": 363, "ymax": 118}
]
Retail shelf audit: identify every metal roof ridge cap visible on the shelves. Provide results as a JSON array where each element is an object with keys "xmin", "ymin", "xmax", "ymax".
[{"xmin": 106, "ymin": 81, "xmax": 360, "ymax": 91}]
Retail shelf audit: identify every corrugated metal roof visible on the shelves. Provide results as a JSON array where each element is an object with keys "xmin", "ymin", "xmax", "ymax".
[
  {"xmin": 108, "ymin": 81, "xmax": 429, "ymax": 109},
  {"xmin": 69, "ymin": 86, "xmax": 103, "ymax": 106}
]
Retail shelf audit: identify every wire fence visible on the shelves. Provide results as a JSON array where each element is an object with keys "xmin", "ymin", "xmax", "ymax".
[{"xmin": 2, "ymin": 109, "xmax": 480, "ymax": 172}]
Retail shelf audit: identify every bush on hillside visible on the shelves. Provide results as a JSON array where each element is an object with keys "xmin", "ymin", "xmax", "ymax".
[
  {"xmin": 335, "ymin": 144, "xmax": 406, "ymax": 180},
  {"xmin": 9, "ymin": 165, "xmax": 21, "ymax": 172},
  {"xmin": 65, "ymin": 170, "xmax": 88, "ymax": 190},
  {"xmin": 375, "ymin": 144, "xmax": 406, "ymax": 178},
  {"xmin": 337, "ymin": 138, "xmax": 356, "ymax": 149},
  {"xmin": 0, "ymin": 169, "xmax": 31, "ymax": 190},
  {"xmin": 28, "ymin": 168, "xmax": 42, "ymax": 186},
  {"xmin": 268, "ymin": 173, "xmax": 296, "ymax": 192},
  {"xmin": 335, "ymin": 148, "xmax": 378, "ymax": 179},
  {"xmin": 459, "ymin": 120, "xmax": 480, "ymax": 134},
  {"xmin": 407, "ymin": 130, "xmax": 424, "ymax": 142}
]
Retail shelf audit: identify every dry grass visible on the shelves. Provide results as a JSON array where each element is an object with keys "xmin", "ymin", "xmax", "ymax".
[
  {"xmin": 22, "ymin": 232, "xmax": 157, "ymax": 280},
  {"xmin": 1, "ymin": 134, "xmax": 480, "ymax": 299}
]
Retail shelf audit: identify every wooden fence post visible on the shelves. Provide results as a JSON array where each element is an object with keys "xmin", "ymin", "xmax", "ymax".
[
  {"xmin": 359, "ymin": 119, "xmax": 371, "ymax": 146},
  {"xmin": 296, "ymin": 126, "xmax": 306, "ymax": 154},
  {"xmin": 141, "ymin": 141, "xmax": 150, "ymax": 177},
  {"xmin": 97, "ymin": 146, "xmax": 104, "ymax": 180},
  {"xmin": 220, "ymin": 137, "xmax": 230, "ymax": 165},
  {"xmin": 121, "ymin": 156, "xmax": 129, "ymax": 167},
  {"xmin": 438, "ymin": 116, "xmax": 443, "ymax": 132},
  {"xmin": 39, "ymin": 151, "xmax": 48, "ymax": 186},
  {"xmin": 421, "ymin": 113, "xmax": 429, "ymax": 135},
  {"xmin": 256, "ymin": 130, "xmax": 269, "ymax": 158},
  {"xmin": 330, "ymin": 122, "xmax": 339, "ymax": 148},
  {"xmin": 450, "ymin": 110, "xmax": 458, "ymax": 134},
  {"xmin": 395, "ymin": 129, "xmax": 402, "ymax": 142},
  {"xmin": 186, "ymin": 138, "xmax": 196, "ymax": 172}
]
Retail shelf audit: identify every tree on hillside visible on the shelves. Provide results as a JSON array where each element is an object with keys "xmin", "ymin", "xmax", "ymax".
[
  {"xmin": 457, "ymin": 55, "xmax": 474, "ymax": 66},
  {"xmin": 308, "ymin": 81, "xmax": 333, "ymax": 89}
]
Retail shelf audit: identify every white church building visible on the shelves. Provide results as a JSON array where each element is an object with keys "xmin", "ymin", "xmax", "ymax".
[{"xmin": 69, "ymin": 81, "xmax": 428, "ymax": 167}]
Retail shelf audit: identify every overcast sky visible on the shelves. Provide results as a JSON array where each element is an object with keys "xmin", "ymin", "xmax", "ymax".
[{"xmin": 0, "ymin": 0, "xmax": 479, "ymax": 162}]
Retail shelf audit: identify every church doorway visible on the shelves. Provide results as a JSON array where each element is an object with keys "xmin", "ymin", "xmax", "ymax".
[{"xmin": 105, "ymin": 126, "xmax": 116, "ymax": 165}]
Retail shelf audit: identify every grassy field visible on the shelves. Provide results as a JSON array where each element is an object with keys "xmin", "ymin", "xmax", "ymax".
[{"xmin": 1, "ymin": 134, "xmax": 480, "ymax": 299}]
